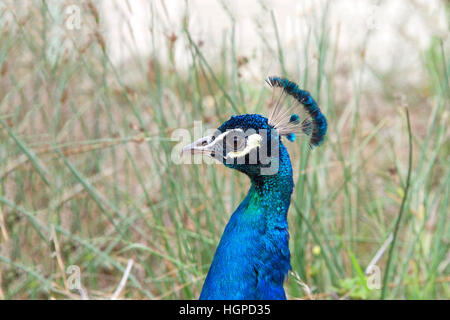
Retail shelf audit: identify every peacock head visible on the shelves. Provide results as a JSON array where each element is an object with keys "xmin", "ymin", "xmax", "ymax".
[
  {"xmin": 181, "ymin": 76, "xmax": 328, "ymax": 179},
  {"xmin": 182, "ymin": 114, "xmax": 281, "ymax": 177}
]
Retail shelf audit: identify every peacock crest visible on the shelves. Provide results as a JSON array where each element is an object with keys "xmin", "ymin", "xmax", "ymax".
[{"xmin": 266, "ymin": 76, "xmax": 328, "ymax": 147}]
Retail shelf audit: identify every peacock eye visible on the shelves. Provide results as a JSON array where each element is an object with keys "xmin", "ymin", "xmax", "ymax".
[
  {"xmin": 233, "ymin": 136, "xmax": 239, "ymax": 150},
  {"xmin": 226, "ymin": 133, "xmax": 246, "ymax": 152}
]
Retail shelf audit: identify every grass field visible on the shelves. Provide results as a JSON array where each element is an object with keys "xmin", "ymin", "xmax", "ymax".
[{"xmin": 0, "ymin": 1, "xmax": 448, "ymax": 299}]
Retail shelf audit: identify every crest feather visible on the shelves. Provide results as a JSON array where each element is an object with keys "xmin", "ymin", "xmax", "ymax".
[{"xmin": 265, "ymin": 76, "xmax": 327, "ymax": 147}]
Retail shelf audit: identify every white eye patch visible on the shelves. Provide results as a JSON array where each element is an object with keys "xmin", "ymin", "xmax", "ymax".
[
  {"xmin": 226, "ymin": 133, "xmax": 262, "ymax": 159},
  {"xmin": 212, "ymin": 129, "xmax": 244, "ymax": 144}
]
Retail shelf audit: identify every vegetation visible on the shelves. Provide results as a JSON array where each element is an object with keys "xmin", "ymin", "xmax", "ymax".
[{"xmin": 0, "ymin": 0, "xmax": 448, "ymax": 299}]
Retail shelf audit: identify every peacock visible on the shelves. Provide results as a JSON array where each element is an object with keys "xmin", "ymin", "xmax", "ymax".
[{"xmin": 181, "ymin": 76, "xmax": 327, "ymax": 300}]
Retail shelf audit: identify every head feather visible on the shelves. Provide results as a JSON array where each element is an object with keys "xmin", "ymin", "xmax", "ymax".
[{"xmin": 266, "ymin": 76, "xmax": 327, "ymax": 147}]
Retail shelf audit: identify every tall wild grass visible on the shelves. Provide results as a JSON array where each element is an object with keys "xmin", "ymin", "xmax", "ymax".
[{"xmin": 0, "ymin": 0, "xmax": 448, "ymax": 299}]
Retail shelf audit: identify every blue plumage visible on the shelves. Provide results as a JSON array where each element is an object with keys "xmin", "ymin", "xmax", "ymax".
[
  {"xmin": 286, "ymin": 132, "xmax": 296, "ymax": 142},
  {"xmin": 200, "ymin": 115, "xmax": 293, "ymax": 299},
  {"xmin": 289, "ymin": 114, "xmax": 300, "ymax": 125},
  {"xmin": 181, "ymin": 77, "xmax": 327, "ymax": 300}
]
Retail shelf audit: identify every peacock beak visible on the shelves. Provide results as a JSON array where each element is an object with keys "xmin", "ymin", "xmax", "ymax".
[{"xmin": 181, "ymin": 135, "xmax": 217, "ymax": 157}]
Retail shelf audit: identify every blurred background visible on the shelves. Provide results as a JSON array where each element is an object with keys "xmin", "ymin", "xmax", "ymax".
[{"xmin": 0, "ymin": 0, "xmax": 448, "ymax": 299}]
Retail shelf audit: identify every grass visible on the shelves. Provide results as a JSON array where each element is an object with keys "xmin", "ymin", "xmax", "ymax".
[{"xmin": 0, "ymin": 0, "xmax": 448, "ymax": 299}]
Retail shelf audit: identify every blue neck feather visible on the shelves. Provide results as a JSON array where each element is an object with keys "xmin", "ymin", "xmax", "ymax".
[{"xmin": 200, "ymin": 141, "xmax": 293, "ymax": 300}]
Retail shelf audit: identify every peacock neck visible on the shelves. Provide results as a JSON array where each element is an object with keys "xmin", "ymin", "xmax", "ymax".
[
  {"xmin": 199, "ymin": 143, "xmax": 294, "ymax": 300},
  {"xmin": 248, "ymin": 142, "xmax": 294, "ymax": 222},
  {"xmin": 247, "ymin": 167, "xmax": 294, "ymax": 223}
]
